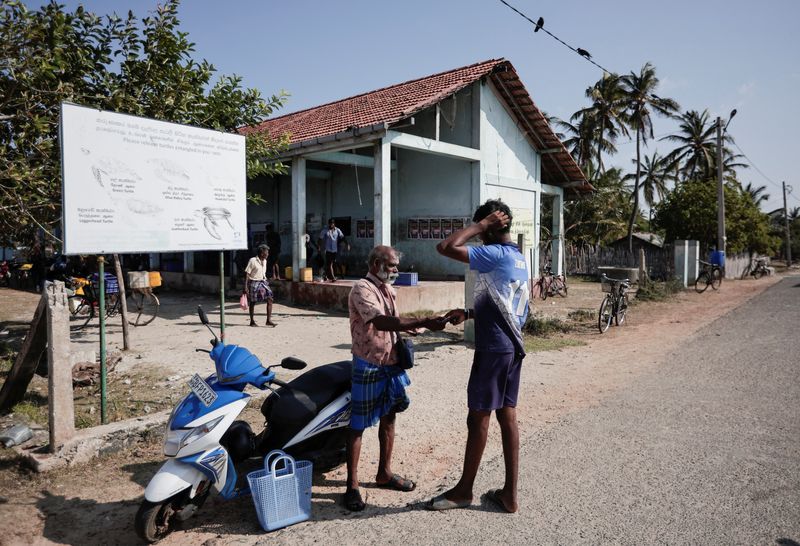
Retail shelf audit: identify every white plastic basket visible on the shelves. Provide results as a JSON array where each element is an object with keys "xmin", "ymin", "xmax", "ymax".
[{"xmin": 247, "ymin": 450, "xmax": 312, "ymax": 532}]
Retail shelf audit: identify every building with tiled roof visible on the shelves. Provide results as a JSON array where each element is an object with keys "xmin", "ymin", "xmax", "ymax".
[{"xmin": 237, "ymin": 58, "xmax": 589, "ymax": 282}]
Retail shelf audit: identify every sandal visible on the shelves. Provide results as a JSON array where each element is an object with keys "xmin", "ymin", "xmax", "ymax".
[
  {"xmin": 343, "ymin": 488, "xmax": 365, "ymax": 512},
  {"xmin": 265, "ymin": 321, "xmax": 277, "ymax": 327},
  {"xmin": 249, "ymin": 320, "xmax": 257, "ymax": 327},
  {"xmin": 376, "ymin": 474, "xmax": 416, "ymax": 492}
]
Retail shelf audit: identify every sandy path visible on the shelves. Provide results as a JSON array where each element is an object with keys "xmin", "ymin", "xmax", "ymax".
[{"xmin": 0, "ymin": 275, "xmax": 782, "ymax": 545}]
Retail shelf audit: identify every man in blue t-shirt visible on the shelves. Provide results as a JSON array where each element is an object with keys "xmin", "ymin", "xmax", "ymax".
[{"xmin": 428, "ymin": 199, "xmax": 529, "ymax": 513}]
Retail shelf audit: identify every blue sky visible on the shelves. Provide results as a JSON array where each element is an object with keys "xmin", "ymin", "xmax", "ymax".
[{"xmin": 29, "ymin": 0, "xmax": 800, "ymax": 212}]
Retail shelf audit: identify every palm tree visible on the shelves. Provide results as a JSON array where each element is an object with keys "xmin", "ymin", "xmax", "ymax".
[
  {"xmin": 580, "ymin": 73, "xmax": 628, "ymax": 178},
  {"xmin": 743, "ymin": 182, "xmax": 770, "ymax": 208},
  {"xmin": 620, "ymin": 63, "xmax": 680, "ymax": 251},
  {"xmin": 661, "ymin": 110, "xmax": 717, "ymax": 181},
  {"xmin": 623, "ymin": 151, "xmax": 674, "ymax": 212},
  {"xmin": 554, "ymin": 111, "xmax": 595, "ymax": 170}
]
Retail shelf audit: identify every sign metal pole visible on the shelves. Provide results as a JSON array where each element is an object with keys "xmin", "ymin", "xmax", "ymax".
[{"xmin": 98, "ymin": 256, "xmax": 108, "ymax": 424}]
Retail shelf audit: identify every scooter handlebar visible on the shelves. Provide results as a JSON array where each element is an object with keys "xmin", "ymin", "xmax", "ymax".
[{"xmin": 270, "ymin": 378, "xmax": 289, "ymax": 389}]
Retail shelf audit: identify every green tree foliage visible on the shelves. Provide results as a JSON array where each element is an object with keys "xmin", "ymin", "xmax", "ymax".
[
  {"xmin": 0, "ymin": 0, "xmax": 287, "ymax": 246},
  {"xmin": 564, "ymin": 166, "xmax": 638, "ymax": 247},
  {"xmin": 653, "ymin": 180, "xmax": 779, "ymax": 255}
]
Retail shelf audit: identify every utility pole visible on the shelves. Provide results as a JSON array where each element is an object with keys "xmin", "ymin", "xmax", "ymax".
[
  {"xmin": 716, "ymin": 116, "xmax": 726, "ymax": 255},
  {"xmin": 783, "ymin": 181, "xmax": 792, "ymax": 266}
]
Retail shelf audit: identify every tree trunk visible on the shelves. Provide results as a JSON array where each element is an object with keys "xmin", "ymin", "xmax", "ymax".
[
  {"xmin": 627, "ymin": 126, "xmax": 641, "ymax": 253},
  {"xmin": 596, "ymin": 119, "xmax": 605, "ymax": 179},
  {"xmin": 113, "ymin": 254, "xmax": 130, "ymax": 350}
]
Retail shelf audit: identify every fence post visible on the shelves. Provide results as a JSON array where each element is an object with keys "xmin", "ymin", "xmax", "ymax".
[{"xmin": 46, "ymin": 281, "xmax": 75, "ymax": 451}]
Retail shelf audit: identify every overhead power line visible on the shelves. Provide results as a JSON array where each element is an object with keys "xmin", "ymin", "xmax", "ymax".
[
  {"xmin": 730, "ymin": 139, "xmax": 800, "ymax": 206},
  {"xmin": 497, "ymin": 0, "xmax": 614, "ymax": 74}
]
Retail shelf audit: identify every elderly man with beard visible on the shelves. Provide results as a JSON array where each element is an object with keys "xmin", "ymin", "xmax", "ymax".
[{"xmin": 343, "ymin": 245, "xmax": 448, "ymax": 511}]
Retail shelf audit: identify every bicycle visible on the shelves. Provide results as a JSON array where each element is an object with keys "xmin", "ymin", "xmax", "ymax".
[
  {"xmin": 533, "ymin": 264, "xmax": 568, "ymax": 300},
  {"xmin": 598, "ymin": 274, "xmax": 630, "ymax": 333},
  {"xmin": 694, "ymin": 260, "xmax": 723, "ymax": 293},
  {"xmin": 66, "ymin": 275, "xmax": 159, "ymax": 329},
  {"xmin": 126, "ymin": 286, "xmax": 160, "ymax": 326},
  {"xmin": 746, "ymin": 257, "xmax": 769, "ymax": 279}
]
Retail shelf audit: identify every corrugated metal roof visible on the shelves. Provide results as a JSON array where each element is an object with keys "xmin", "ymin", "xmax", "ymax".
[{"xmin": 241, "ymin": 59, "xmax": 590, "ymax": 192}]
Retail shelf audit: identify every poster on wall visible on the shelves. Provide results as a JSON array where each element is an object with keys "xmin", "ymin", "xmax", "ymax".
[
  {"xmin": 419, "ymin": 219, "xmax": 430, "ymax": 239},
  {"xmin": 408, "ymin": 219, "xmax": 419, "ymax": 239},
  {"xmin": 430, "ymin": 218, "xmax": 441, "ymax": 239},
  {"xmin": 441, "ymin": 218, "xmax": 453, "ymax": 238},
  {"xmin": 452, "ymin": 218, "xmax": 464, "ymax": 232},
  {"xmin": 366, "ymin": 220, "xmax": 374, "ymax": 238},
  {"xmin": 356, "ymin": 220, "xmax": 367, "ymax": 239},
  {"xmin": 60, "ymin": 103, "xmax": 247, "ymax": 254}
]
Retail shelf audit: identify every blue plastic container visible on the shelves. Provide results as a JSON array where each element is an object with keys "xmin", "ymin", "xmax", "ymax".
[
  {"xmin": 395, "ymin": 272, "xmax": 418, "ymax": 286},
  {"xmin": 709, "ymin": 250, "xmax": 725, "ymax": 267},
  {"xmin": 90, "ymin": 272, "xmax": 119, "ymax": 294},
  {"xmin": 247, "ymin": 450, "xmax": 312, "ymax": 532}
]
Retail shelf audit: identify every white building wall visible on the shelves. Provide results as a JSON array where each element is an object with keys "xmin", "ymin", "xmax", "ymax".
[{"xmin": 479, "ymin": 80, "xmax": 541, "ymax": 274}]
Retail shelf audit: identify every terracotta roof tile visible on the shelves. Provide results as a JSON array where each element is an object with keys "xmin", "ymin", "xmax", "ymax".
[{"xmin": 241, "ymin": 59, "xmax": 589, "ymax": 192}]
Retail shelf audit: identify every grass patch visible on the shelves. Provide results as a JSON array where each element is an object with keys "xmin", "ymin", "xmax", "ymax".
[
  {"xmin": 523, "ymin": 314, "xmax": 573, "ymax": 336},
  {"xmin": 635, "ymin": 278, "xmax": 684, "ymax": 302},
  {"xmin": 524, "ymin": 336, "xmax": 585, "ymax": 353},
  {"xmin": 11, "ymin": 398, "xmax": 47, "ymax": 425},
  {"xmin": 567, "ymin": 309, "xmax": 595, "ymax": 321}
]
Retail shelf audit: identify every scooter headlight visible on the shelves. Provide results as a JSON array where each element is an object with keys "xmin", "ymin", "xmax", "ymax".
[{"xmin": 179, "ymin": 415, "xmax": 225, "ymax": 450}]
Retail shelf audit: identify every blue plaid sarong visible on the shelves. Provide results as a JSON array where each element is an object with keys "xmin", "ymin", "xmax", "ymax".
[
  {"xmin": 247, "ymin": 279, "xmax": 273, "ymax": 303},
  {"xmin": 350, "ymin": 356, "xmax": 411, "ymax": 431}
]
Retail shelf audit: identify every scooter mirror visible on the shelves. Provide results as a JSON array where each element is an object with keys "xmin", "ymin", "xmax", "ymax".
[
  {"xmin": 198, "ymin": 306, "xmax": 209, "ymax": 325},
  {"xmin": 280, "ymin": 357, "xmax": 307, "ymax": 370}
]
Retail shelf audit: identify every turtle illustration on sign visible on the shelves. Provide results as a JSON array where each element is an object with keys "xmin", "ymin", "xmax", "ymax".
[{"xmin": 196, "ymin": 207, "xmax": 234, "ymax": 240}]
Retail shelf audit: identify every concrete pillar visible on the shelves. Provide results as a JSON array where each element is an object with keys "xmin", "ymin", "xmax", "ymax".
[
  {"xmin": 373, "ymin": 138, "xmax": 391, "ymax": 246},
  {"xmin": 291, "ymin": 157, "xmax": 307, "ymax": 282},
  {"xmin": 183, "ymin": 252, "xmax": 194, "ymax": 273},
  {"xmin": 463, "ymin": 266, "xmax": 477, "ymax": 343},
  {"xmin": 471, "ymin": 81, "xmax": 484, "ymax": 213},
  {"xmin": 674, "ymin": 239, "xmax": 700, "ymax": 287},
  {"xmin": 532, "ymin": 189, "xmax": 541, "ymax": 276},
  {"xmin": 46, "ymin": 281, "xmax": 74, "ymax": 451},
  {"xmin": 551, "ymin": 192, "xmax": 564, "ymax": 276}
]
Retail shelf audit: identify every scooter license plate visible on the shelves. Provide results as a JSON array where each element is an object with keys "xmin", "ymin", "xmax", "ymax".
[{"xmin": 188, "ymin": 374, "xmax": 218, "ymax": 407}]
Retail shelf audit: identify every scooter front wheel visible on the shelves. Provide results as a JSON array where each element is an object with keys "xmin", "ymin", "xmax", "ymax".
[
  {"xmin": 135, "ymin": 498, "xmax": 177, "ymax": 543},
  {"xmin": 135, "ymin": 486, "xmax": 208, "ymax": 544}
]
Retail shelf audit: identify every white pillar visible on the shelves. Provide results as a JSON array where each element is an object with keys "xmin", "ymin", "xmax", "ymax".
[
  {"xmin": 532, "ymin": 189, "xmax": 541, "ymax": 277},
  {"xmin": 183, "ymin": 252, "xmax": 194, "ymax": 273},
  {"xmin": 291, "ymin": 157, "xmax": 307, "ymax": 282},
  {"xmin": 551, "ymin": 192, "xmax": 564, "ymax": 276},
  {"xmin": 373, "ymin": 138, "xmax": 391, "ymax": 246}
]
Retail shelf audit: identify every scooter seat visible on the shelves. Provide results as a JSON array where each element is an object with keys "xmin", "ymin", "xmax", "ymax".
[{"xmin": 261, "ymin": 360, "xmax": 351, "ymax": 428}]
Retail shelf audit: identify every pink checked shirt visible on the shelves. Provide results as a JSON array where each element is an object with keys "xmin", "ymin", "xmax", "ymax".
[{"xmin": 348, "ymin": 273, "xmax": 399, "ymax": 366}]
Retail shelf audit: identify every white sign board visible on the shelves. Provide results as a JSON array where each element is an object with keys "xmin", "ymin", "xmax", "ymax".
[{"xmin": 60, "ymin": 103, "xmax": 247, "ymax": 254}]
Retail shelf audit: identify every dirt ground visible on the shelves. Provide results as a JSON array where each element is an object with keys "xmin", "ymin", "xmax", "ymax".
[{"xmin": 0, "ymin": 274, "xmax": 783, "ymax": 545}]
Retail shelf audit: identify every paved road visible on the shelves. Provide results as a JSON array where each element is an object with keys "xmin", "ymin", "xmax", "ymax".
[{"xmin": 305, "ymin": 276, "xmax": 799, "ymax": 545}]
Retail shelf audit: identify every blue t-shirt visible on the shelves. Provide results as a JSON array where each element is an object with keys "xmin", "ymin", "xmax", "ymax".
[
  {"xmin": 319, "ymin": 227, "xmax": 345, "ymax": 253},
  {"xmin": 468, "ymin": 242, "xmax": 530, "ymax": 355}
]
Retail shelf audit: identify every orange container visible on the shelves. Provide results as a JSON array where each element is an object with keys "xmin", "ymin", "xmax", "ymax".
[{"xmin": 148, "ymin": 271, "xmax": 162, "ymax": 288}]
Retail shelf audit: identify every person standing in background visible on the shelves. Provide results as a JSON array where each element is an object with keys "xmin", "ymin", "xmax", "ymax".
[{"xmin": 318, "ymin": 219, "xmax": 349, "ymax": 282}]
